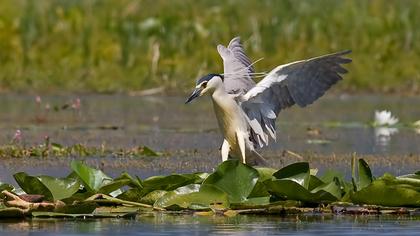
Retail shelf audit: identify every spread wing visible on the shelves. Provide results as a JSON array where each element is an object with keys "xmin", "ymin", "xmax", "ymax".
[
  {"xmin": 217, "ymin": 37, "xmax": 256, "ymax": 95},
  {"xmin": 241, "ymin": 50, "xmax": 352, "ymax": 147}
]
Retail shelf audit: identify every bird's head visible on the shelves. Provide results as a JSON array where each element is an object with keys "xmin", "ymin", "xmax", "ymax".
[{"xmin": 185, "ymin": 73, "xmax": 224, "ymax": 104}]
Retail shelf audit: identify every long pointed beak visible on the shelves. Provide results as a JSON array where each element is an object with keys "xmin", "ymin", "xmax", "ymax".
[{"xmin": 185, "ymin": 88, "xmax": 202, "ymax": 104}]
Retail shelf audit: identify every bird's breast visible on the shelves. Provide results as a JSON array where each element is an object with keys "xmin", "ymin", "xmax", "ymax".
[{"xmin": 212, "ymin": 93, "xmax": 248, "ymax": 146}]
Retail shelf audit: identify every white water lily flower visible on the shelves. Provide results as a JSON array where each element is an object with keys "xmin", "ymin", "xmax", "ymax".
[
  {"xmin": 414, "ymin": 120, "xmax": 420, "ymax": 134},
  {"xmin": 374, "ymin": 110, "xmax": 399, "ymax": 126}
]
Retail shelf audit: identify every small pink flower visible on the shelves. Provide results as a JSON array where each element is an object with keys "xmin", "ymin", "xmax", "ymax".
[
  {"xmin": 35, "ymin": 96, "xmax": 42, "ymax": 104},
  {"xmin": 13, "ymin": 129, "xmax": 22, "ymax": 142},
  {"xmin": 71, "ymin": 98, "xmax": 81, "ymax": 110}
]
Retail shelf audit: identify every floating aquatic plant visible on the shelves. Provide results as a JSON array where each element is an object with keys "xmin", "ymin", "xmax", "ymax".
[
  {"xmin": 1, "ymin": 159, "xmax": 420, "ymax": 219},
  {"xmin": 0, "ymin": 142, "xmax": 161, "ymax": 159}
]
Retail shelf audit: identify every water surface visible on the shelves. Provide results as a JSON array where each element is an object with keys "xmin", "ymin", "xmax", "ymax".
[
  {"xmin": 1, "ymin": 94, "xmax": 420, "ymax": 235},
  {"xmin": 1, "ymin": 214, "xmax": 420, "ymax": 236}
]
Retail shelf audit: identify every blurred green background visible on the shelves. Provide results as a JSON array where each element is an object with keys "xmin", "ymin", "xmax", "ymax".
[{"xmin": 0, "ymin": 0, "xmax": 419, "ymax": 94}]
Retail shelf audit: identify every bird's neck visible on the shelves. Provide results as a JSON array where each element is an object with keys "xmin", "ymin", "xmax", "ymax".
[
  {"xmin": 211, "ymin": 82, "xmax": 227, "ymax": 96},
  {"xmin": 211, "ymin": 89, "xmax": 226, "ymax": 101}
]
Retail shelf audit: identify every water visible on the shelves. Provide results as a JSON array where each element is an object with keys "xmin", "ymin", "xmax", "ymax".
[
  {"xmin": 1, "ymin": 214, "xmax": 420, "ymax": 235},
  {"xmin": 0, "ymin": 94, "xmax": 419, "ymax": 154},
  {"xmin": 0, "ymin": 94, "xmax": 419, "ymax": 183},
  {"xmin": 0, "ymin": 94, "xmax": 420, "ymax": 234}
]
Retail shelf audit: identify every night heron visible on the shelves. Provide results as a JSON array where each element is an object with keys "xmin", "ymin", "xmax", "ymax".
[{"xmin": 186, "ymin": 37, "xmax": 351, "ymax": 165}]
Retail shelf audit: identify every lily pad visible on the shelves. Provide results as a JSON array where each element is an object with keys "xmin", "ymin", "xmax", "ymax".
[
  {"xmin": 139, "ymin": 190, "xmax": 168, "ymax": 205},
  {"xmin": 13, "ymin": 172, "xmax": 80, "ymax": 201},
  {"xmin": 70, "ymin": 160, "xmax": 113, "ymax": 193},
  {"xmin": 358, "ymin": 159, "xmax": 373, "ymax": 190},
  {"xmin": 141, "ymin": 173, "xmax": 204, "ymax": 195},
  {"xmin": 351, "ymin": 177, "xmax": 420, "ymax": 207},
  {"xmin": 265, "ymin": 178, "xmax": 340, "ymax": 203},
  {"xmin": 154, "ymin": 184, "xmax": 229, "ymax": 210},
  {"xmin": 0, "ymin": 182, "xmax": 14, "ymax": 198},
  {"xmin": 115, "ymin": 172, "xmax": 143, "ymax": 189},
  {"xmin": 248, "ymin": 168, "xmax": 276, "ymax": 198},
  {"xmin": 273, "ymin": 162, "xmax": 310, "ymax": 189},
  {"xmin": 202, "ymin": 160, "xmax": 259, "ymax": 203}
]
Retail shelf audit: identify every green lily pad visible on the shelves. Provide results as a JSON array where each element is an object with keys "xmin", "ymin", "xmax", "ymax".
[
  {"xmin": 231, "ymin": 196, "xmax": 272, "ymax": 209},
  {"xmin": 256, "ymin": 168, "xmax": 276, "ymax": 181},
  {"xmin": 56, "ymin": 201, "xmax": 98, "ymax": 214},
  {"xmin": 273, "ymin": 162, "xmax": 310, "ymax": 189},
  {"xmin": 265, "ymin": 178, "xmax": 341, "ymax": 203},
  {"xmin": 0, "ymin": 182, "xmax": 14, "ymax": 198},
  {"xmin": 13, "ymin": 172, "xmax": 80, "ymax": 201},
  {"xmin": 70, "ymin": 160, "xmax": 113, "ymax": 193},
  {"xmin": 308, "ymin": 175, "xmax": 325, "ymax": 191},
  {"xmin": 115, "ymin": 172, "xmax": 143, "ymax": 189},
  {"xmin": 248, "ymin": 181, "xmax": 271, "ymax": 198},
  {"xmin": 118, "ymin": 188, "xmax": 168, "ymax": 205},
  {"xmin": 98, "ymin": 178, "xmax": 131, "ymax": 195},
  {"xmin": 351, "ymin": 177, "xmax": 420, "ymax": 207},
  {"xmin": 154, "ymin": 184, "xmax": 229, "ymax": 210},
  {"xmin": 139, "ymin": 190, "xmax": 168, "ymax": 205},
  {"xmin": 141, "ymin": 173, "xmax": 204, "ymax": 195},
  {"xmin": 358, "ymin": 159, "xmax": 373, "ymax": 190},
  {"xmin": 202, "ymin": 160, "xmax": 259, "ymax": 203},
  {"xmin": 248, "ymin": 168, "xmax": 276, "ymax": 198}
]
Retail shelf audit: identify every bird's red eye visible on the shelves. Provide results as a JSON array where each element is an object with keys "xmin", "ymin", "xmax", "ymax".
[{"xmin": 202, "ymin": 82, "xmax": 208, "ymax": 88}]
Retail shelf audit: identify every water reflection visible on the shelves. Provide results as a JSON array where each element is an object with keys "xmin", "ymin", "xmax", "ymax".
[
  {"xmin": 1, "ymin": 214, "xmax": 420, "ymax": 236},
  {"xmin": 374, "ymin": 127, "xmax": 399, "ymax": 147}
]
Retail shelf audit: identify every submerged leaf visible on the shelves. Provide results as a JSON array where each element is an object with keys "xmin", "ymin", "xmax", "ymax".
[{"xmin": 202, "ymin": 160, "xmax": 259, "ymax": 203}]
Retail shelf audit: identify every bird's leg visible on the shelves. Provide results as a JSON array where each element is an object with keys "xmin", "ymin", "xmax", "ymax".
[
  {"xmin": 221, "ymin": 139, "xmax": 230, "ymax": 162},
  {"xmin": 236, "ymin": 132, "xmax": 246, "ymax": 164}
]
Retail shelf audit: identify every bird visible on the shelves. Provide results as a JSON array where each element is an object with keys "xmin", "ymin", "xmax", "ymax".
[{"xmin": 185, "ymin": 37, "xmax": 351, "ymax": 165}]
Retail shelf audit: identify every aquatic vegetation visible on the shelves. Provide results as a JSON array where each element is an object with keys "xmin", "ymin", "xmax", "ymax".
[
  {"xmin": 1, "ymin": 158, "xmax": 420, "ymax": 218},
  {"xmin": 0, "ymin": 142, "xmax": 160, "ymax": 158}
]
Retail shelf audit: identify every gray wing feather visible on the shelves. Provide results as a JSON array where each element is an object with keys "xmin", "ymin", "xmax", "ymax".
[
  {"xmin": 242, "ymin": 50, "xmax": 352, "ymax": 147},
  {"xmin": 217, "ymin": 37, "xmax": 256, "ymax": 95}
]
